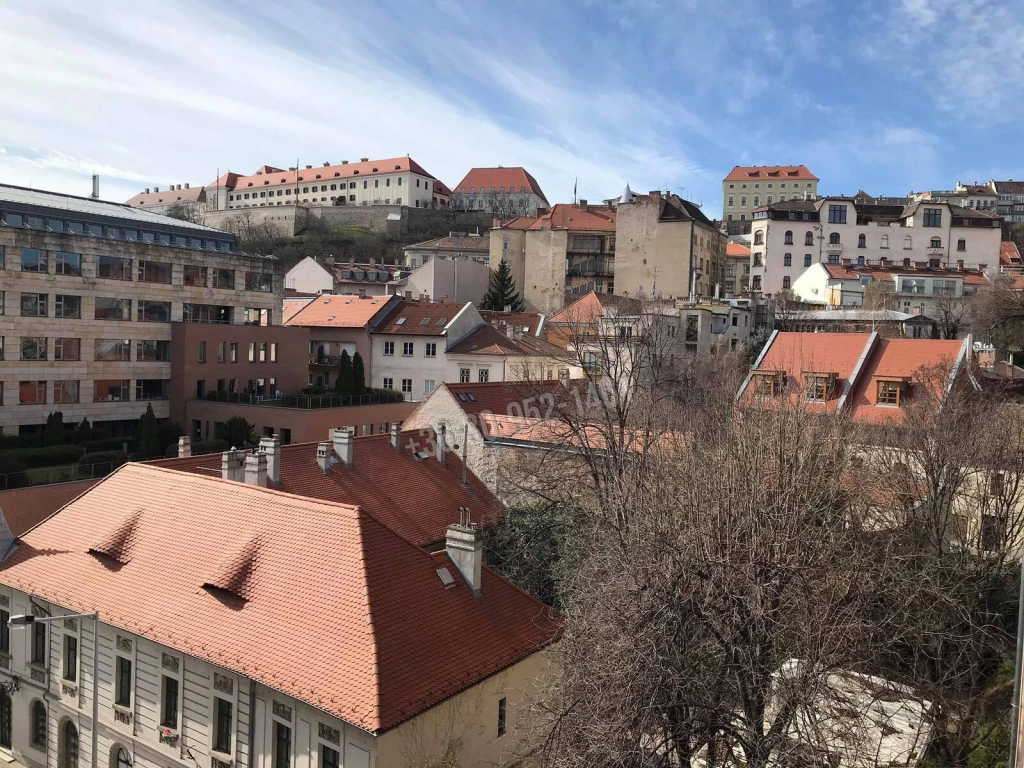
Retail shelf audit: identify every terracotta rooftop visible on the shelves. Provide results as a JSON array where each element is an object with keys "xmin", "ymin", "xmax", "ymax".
[
  {"xmin": 405, "ymin": 234, "xmax": 489, "ymax": 253},
  {"xmin": 126, "ymin": 186, "xmax": 206, "ymax": 208},
  {"xmin": 548, "ymin": 290, "xmax": 643, "ymax": 324},
  {"xmin": 220, "ymin": 157, "xmax": 437, "ymax": 192},
  {"xmin": 528, "ymin": 203, "xmax": 616, "ymax": 232},
  {"xmin": 447, "ymin": 324, "xmax": 565, "ymax": 358},
  {"xmin": 724, "ymin": 165, "xmax": 818, "ymax": 182},
  {"xmin": 453, "ymin": 167, "xmax": 549, "ymax": 205},
  {"xmin": 478, "ymin": 310, "xmax": 545, "ymax": 337},
  {"xmin": 496, "ymin": 216, "xmax": 541, "ymax": 230},
  {"xmin": 372, "ymin": 299, "xmax": 467, "ymax": 336},
  {"xmin": 0, "ymin": 463, "xmax": 557, "ymax": 734},
  {"xmin": 285, "ymin": 293, "xmax": 396, "ymax": 329},
  {"xmin": 151, "ymin": 432, "xmax": 499, "ymax": 548},
  {"xmin": 992, "ymin": 180, "xmax": 1024, "ymax": 194},
  {"xmin": 726, "ymin": 241, "xmax": 751, "ymax": 257},
  {"xmin": 282, "ymin": 296, "xmax": 316, "ymax": 324},
  {"xmin": 1001, "ymin": 241, "xmax": 1022, "ymax": 266},
  {"xmin": 822, "ymin": 263, "xmax": 990, "ymax": 286}
]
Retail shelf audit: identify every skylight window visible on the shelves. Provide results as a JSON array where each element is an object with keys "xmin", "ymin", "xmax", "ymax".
[
  {"xmin": 466, "ymin": 393, "xmax": 477, "ymax": 402},
  {"xmin": 436, "ymin": 318, "xmax": 447, "ymax": 326},
  {"xmin": 396, "ymin": 317, "xmax": 407, "ymax": 325},
  {"xmin": 420, "ymin": 317, "xmax": 431, "ymax": 326},
  {"xmin": 436, "ymin": 567, "xmax": 456, "ymax": 588}
]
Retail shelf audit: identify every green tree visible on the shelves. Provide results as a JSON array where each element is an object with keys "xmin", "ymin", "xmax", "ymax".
[
  {"xmin": 481, "ymin": 259, "xmax": 524, "ymax": 312},
  {"xmin": 42, "ymin": 411, "xmax": 65, "ymax": 446},
  {"xmin": 77, "ymin": 417, "xmax": 91, "ymax": 435},
  {"xmin": 351, "ymin": 351, "xmax": 366, "ymax": 396},
  {"xmin": 136, "ymin": 404, "xmax": 162, "ymax": 459},
  {"xmin": 216, "ymin": 416, "xmax": 256, "ymax": 448},
  {"xmin": 334, "ymin": 349, "xmax": 354, "ymax": 397}
]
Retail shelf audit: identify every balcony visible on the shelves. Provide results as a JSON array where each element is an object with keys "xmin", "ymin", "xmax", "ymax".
[
  {"xmin": 310, "ymin": 354, "xmax": 341, "ymax": 368},
  {"xmin": 825, "ymin": 242, "xmax": 843, "ymax": 255},
  {"xmin": 927, "ymin": 246, "xmax": 944, "ymax": 256},
  {"xmin": 567, "ymin": 257, "xmax": 615, "ymax": 277}
]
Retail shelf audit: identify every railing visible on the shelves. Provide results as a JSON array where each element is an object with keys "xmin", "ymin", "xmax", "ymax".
[
  {"xmin": 0, "ymin": 461, "xmax": 121, "ymax": 491},
  {"xmin": 310, "ymin": 355, "xmax": 341, "ymax": 367},
  {"xmin": 901, "ymin": 284, "xmax": 926, "ymax": 294},
  {"xmin": 199, "ymin": 391, "xmax": 405, "ymax": 409},
  {"xmin": 567, "ymin": 258, "xmax": 615, "ymax": 277},
  {"xmin": 825, "ymin": 242, "xmax": 843, "ymax": 254}
]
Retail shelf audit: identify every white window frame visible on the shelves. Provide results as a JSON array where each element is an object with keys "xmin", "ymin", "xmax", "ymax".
[
  {"xmin": 112, "ymin": 633, "xmax": 136, "ymax": 728},
  {"xmin": 424, "ymin": 343, "xmax": 436, "ymax": 358},
  {"xmin": 270, "ymin": 698, "xmax": 295, "ymax": 768},
  {"xmin": 157, "ymin": 648, "xmax": 184, "ymax": 743},
  {"xmin": 209, "ymin": 670, "xmax": 238, "ymax": 758}
]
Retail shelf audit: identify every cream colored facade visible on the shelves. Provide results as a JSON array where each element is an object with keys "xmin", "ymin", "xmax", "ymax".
[
  {"xmin": 0, "ymin": 191, "xmax": 279, "ymax": 435},
  {"xmin": 221, "ymin": 168, "xmax": 437, "ymax": 211},
  {"xmin": 723, "ymin": 167, "xmax": 818, "ymax": 222},
  {"xmin": 615, "ymin": 192, "xmax": 726, "ymax": 300}
]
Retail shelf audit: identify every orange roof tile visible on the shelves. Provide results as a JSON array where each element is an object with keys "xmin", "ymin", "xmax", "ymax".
[
  {"xmin": 226, "ymin": 157, "xmax": 436, "ymax": 191},
  {"xmin": 285, "ymin": 293, "xmax": 396, "ymax": 329},
  {"xmin": 548, "ymin": 291, "xmax": 642, "ymax": 324},
  {"xmin": 724, "ymin": 165, "xmax": 818, "ymax": 182},
  {"xmin": 405, "ymin": 234, "xmax": 489, "ymax": 253},
  {"xmin": 373, "ymin": 299, "xmax": 465, "ymax": 336},
  {"xmin": 496, "ymin": 216, "xmax": 541, "ymax": 230},
  {"xmin": 282, "ymin": 297, "xmax": 316, "ymax": 324},
  {"xmin": 1001, "ymin": 241, "xmax": 1022, "ymax": 266},
  {"xmin": 446, "ymin": 324, "xmax": 565, "ymax": 357},
  {"xmin": 823, "ymin": 263, "xmax": 990, "ymax": 286},
  {"xmin": 453, "ymin": 167, "xmax": 548, "ymax": 204},
  {"xmin": 528, "ymin": 203, "xmax": 616, "ymax": 232},
  {"xmin": 0, "ymin": 463, "xmax": 557, "ymax": 734},
  {"xmin": 726, "ymin": 241, "xmax": 751, "ymax": 257},
  {"xmin": 478, "ymin": 310, "xmax": 545, "ymax": 337},
  {"xmin": 126, "ymin": 186, "xmax": 206, "ymax": 207}
]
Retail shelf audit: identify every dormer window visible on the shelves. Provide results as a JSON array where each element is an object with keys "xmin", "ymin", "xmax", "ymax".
[
  {"xmin": 752, "ymin": 370, "xmax": 784, "ymax": 397},
  {"xmin": 803, "ymin": 371, "xmax": 837, "ymax": 401},
  {"xmin": 876, "ymin": 376, "xmax": 909, "ymax": 406}
]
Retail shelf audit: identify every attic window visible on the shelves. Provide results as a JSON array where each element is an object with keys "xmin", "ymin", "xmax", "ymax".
[
  {"xmin": 522, "ymin": 326, "xmax": 530, "ymax": 333},
  {"xmin": 396, "ymin": 317, "xmax": 407, "ymax": 325},
  {"xmin": 353, "ymin": 170, "xmax": 359, "ymax": 175},
  {"xmin": 88, "ymin": 510, "xmax": 142, "ymax": 564},
  {"xmin": 203, "ymin": 538, "xmax": 260, "ymax": 600},
  {"xmin": 436, "ymin": 318, "xmax": 447, "ymax": 326},
  {"xmin": 466, "ymin": 393, "xmax": 477, "ymax": 402},
  {"xmin": 315, "ymin": 174, "xmax": 321, "ymax": 179},
  {"xmin": 876, "ymin": 376, "xmax": 910, "ymax": 406},
  {"xmin": 803, "ymin": 371, "xmax": 837, "ymax": 401},
  {"xmin": 372, "ymin": 167, "xmax": 378, "ymax": 172},
  {"xmin": 752, "ymin": 370, "xmax": 785, "ymax": 397},
  {"xmin": 420, "ymin": 318, "xmax": 431, "ymax": 326},
  {"xmin": 394, "ymin": 165, "xmax": 401, "ymax": 170},
  {"xmin": 327, "ymin": 315, "xmax": 335, "ymax": 321},
  {"xmin": 436, "ymin": 567, "xmax": 456, "ymax": 588}
]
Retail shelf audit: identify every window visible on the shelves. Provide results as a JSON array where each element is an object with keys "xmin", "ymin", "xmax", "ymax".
[
  {"xmin": 21, "ymin": 293, "xmax": 48, "ymax": 317},
  {"xmin": 56, "ymin": 251, "xmax": 82, "ymax": 276},
  {"xmin": 383, "ymin": 341, "xmax": 395, "ymax": 356},
  {"xmin": 827, "ymin": 205, "xmax": 847, "ymax": 224},
  {"xmin": 55, "ymin": 338, "xmax": 80, "ymax": 361},
  {"xmin": 828, "ymin": 232, "xmax": 840, "ymax": 245},
  {"xmin": 957, "ymin": 238, "xmax": 966, "ymax": 251},
  {"xmin": 21, "ymin": 248, "xmax": 47, "ymax": 273},
  {"xmin": 805, "ymin": 374, "xmax": 835, "ymax": 401},
  {"xmin": 135, "ymin": 379, "xmax": 170, "ymax": 401},
  {"xmin": 54, "ymin": 381, "xmax": 79, "ymax": 404},
  {"xmin": 94, "ymin": 339, "xmax": 130, "ymax": 362},
  {"xmin": 401, "ymin": 378, "xmax": 412, "ymax": 394},
  {"xmin": 876, "ymin": 379, "xmax": 905, "ymax": 405},
  {"xmin": 382, "ymin": 377, "xmax": 394, "ymax": 390},
  {"xmin": 0, "ymin": 692, "xmax": 10, "ymax": 750},
  {"xmin": 21, "ymin": 337, "xmax": 47, "ymax": 361},
  {"xmin": 321, "ymin": 746, "xmax": 339, "ymax": 768},
  {"xmin": 96, "ymin": 255, "xmax": 131, "ymax": 280},
  {"xmin": 114, "ymin": 748, "xmax": 130, "ymax": 768},
  {"xmin": 137, "ymin": 300, "xmax": 171, "ymax": 322},
  {"xmin": 753, "ymin": 196, "xmax": 760, "ymax": 206},
  {"xmin": 160, "ymin": 676, "xmax": 179, "ymax": 728},
  {"xmin": 805, "ymin": 231, "xmax": 814, "ymax": 246},
  {"xmin": 930, "ymin": 237, "xmax": 941, "ymax": 248},
  {"xmin": 212, "ymin": 268, "xmax": 234, "ymax": 289},
  {"xmin": 923, "ymin": 207, "xmax": 942, "ymax": 227},
  {"xmin": 229, "ymin": 343, "xmax": 238, "ymax": 363},
  {"xmin": 138, "ymin": 260, "xmax": 172, "ymax": 283},
  {"xmin": 479, "ymin": 369, "xmax": 490, "ymax": 383},
  {"xmin": 858, "ymin": 234, "xmax": 866, "ymax": 248},
  {"xmin": 273, "ymin": 722, "xmax": 291, "ymax": 768},
  {"xmin": 782, "ymin": 276, "xmax": 791, "ymax": 289},
  {"xmin": 460, "ymin": 368, "xmax": 470, "ymax": 383},
  {"xmin": 115, "ymin": 655, "xmax": 132, "ymax": 707},
  {"xmin": 245, "ymin": 272, "xmax": 273, "ymax": 292},
  {"xmin": 61, "ymin": 721, "xmax": 78, "ymax": 768},
  {"xmin": 56, "ymin": 294, "xmax": 81, "ymax": 318},
  {"xmin": 213, "ymin": 698, "xmax": 233, "ymax": 754},
  {"xmin": 95, "ymin": 297, "xmax": 130, "ymax": 320},
  {"xmin": 402, "ymin": 342, "xmax": 414, "ymax": 356},
  {"xmin": 32, "ymin": 622, "xmax": 46, "ymax": 665},
  {"xmin": 881, "ymin": 234, "xmax": 889, "ymax": 249},
  {"xmin": 497, "ymin": 697, "xmax": 507, "ymax": 738},
  {"xmin": 754, "ymin": 371, "xmax": 783, "ymax": 397},
  {"xmin": 904, "ymin": 235, "xmax": 912, "ymax": 250},
  {"xmin": 784, "ymin": 230, "xmax": 793, "ymax": 245},
  {"xmin": 804, "ymin": 254, "xmax": 812, "ymax": 267},
  {"xmin": 728, "ymin": 196, "xmax": 734, "ymax": 206},
  {"xmin": 753, "ymin": 231, "xmax": 764, "ymax": 245},
  {"xmin": 783, "ymin": 253, "xmax": 792, "ymax": 266},
  {"xmin": 30, "ymin": 701, "xmax": 45, "ymax": 748},
  {"xmin": 424, "ymin": 379, "xmax": 435, "ymax": 395},
  {"xmin": 270, "ymin": 343, "xmax": 278, "ymax": 362},
  {"xmin": 198, "ymin": 341, "xmax": 207, "ymax": 362},
  {"xmin": 184, "ymin": 265, "xmax": 207, "ymax": 286},
  {"xmin": 741, "ymin": 196, "xmax": 746, "ymax": 206},
  {"xmin": 424, "ymin": 342, "xmax": 436, "ymax": 357},
  {"xmin": 19, "ymin": 381, "xmax": 46, "ymax": 405},
  {"xmin": 184, "ymin": 304, "xmax": 231, "ymax": 323},
  {"xmin": 981, "ymin": 514, "xmax": 1006, "ymax": 552},
  {"xmin": 94, "ymin": 380, "xmax": 130, "ymax": 402},
  {"xmin": 63, "ymin": 634, "xmax": 78, "ymax": 682}
]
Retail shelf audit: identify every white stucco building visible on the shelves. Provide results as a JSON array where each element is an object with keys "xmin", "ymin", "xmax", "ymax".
[
  {"xmin": 386, "ymin": 258, "xmax": 491, "ymax": 306},
  {"xmin": 749, "ymin": 197, "xmax": 1002, "ymax": 297},
  {"xmin": 284, "ymin": 257, "xmax": 403, "ymax": 297}
]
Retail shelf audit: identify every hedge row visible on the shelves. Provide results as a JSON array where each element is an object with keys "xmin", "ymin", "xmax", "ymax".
[{"xmin": 0, "ymin": 444, "xmax": 84, "ymax": 469}]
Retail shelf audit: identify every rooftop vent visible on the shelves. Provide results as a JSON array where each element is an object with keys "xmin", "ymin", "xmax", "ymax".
[
  {"xmin": 203, "ymin": 537, "xmax": 260, "ymax": 600},
  {"xmin": 88, "ymin": 510, "xmax": 142, "ymax": 564},
  {"xmin": 396, "ymin": 317, "xmax": 407, "ymax": 325}
]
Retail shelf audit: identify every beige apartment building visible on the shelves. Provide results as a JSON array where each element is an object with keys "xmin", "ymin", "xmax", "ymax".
[
  {"xmin": 0, "ymin": 184, "xmax": 280, "ymax": 436},
  {"xmin": 615, "ymin": 191, "xmax": 727, "ymax": 300},
  {"xmin": 723, "ymin": 165, "xmax": 818, "ymax": 222}
]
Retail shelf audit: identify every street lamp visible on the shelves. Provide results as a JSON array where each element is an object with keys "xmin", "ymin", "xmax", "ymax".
[{"xmin": 10, "ymin": 612, "xmax": 100, "ymax": 768}]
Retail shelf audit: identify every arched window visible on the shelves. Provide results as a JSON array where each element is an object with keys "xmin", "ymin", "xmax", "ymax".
[
  {"xmin": 829, "ymin": 232, "xmax": 840, "ymax": 245},
  {"xmin": 784, "ymin": 230, "xmax": 793, "ymax": 245},
  {"xmin": 957, "ymin": 238, "xmax": 966, "ymax": 251},
  {"xmin": 930, "ymin": 237, "xmax": 941, "ymax": 248},
  {"xmin": 0, "ymin": 692, "xmax": 10, "ymax": 749},
  {"xmin": 858, "ymin": 234, "xmax": 866, "ymax": 248},
  {"xmin": 61, "ymin": 721, "xmax": 78, "ymax": 768},
  {"xmin": 782, "ymin": 276, "xmax": 791, "ymax": 289},
  {"xmin": 805, "ymin": 231, "xmax": 813, "ymax": 246},
  {"xmin": 881, "ymin": 234, "xmax": 889, "ymax": 249},
  {"xmin": 754, "ymin": 231, "xmax": 764, "ymax": 245},
  {"xmin": 904, "ymin": 235, "xmax": 912, "ymax": 249},
  {"xmin": 111, "ymin": 746, "xmax": 131, "ymax": 768},
  {"xmin": 30, "ymin": 700, "xmax": 46, "ymax": 749}
]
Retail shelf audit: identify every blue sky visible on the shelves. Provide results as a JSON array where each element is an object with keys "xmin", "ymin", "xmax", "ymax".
[{"xmin": 1, "ymin": 0, "xmax": 1022, "ymax": 215}]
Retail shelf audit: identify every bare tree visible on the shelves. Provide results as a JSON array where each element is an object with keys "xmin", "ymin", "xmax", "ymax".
[
  {"xmin": 933, "ymin": 292, "xmax": 970, "ymax": 339},
  {"xmin": 223, "ymin": 209, "xmax": 282, "ymax": 254},
  {"xmin": 864, "ymin": 280, "xmax": 898, "ymax": 312},
  {"xmin": 972, "ymin": 275, "xmax": 1024, "ymax": 358},
  {"xmin": 165, "ymin": 200, "xmax": 202, "ymax": 224}
]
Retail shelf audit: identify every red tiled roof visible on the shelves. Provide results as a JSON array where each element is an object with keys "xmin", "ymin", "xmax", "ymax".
[
  {"xmin": 207, "ymin": 171, "xmax": 241, "ymax": 188},
  {"xmin": 478, "ymin": 310, "xmax": 545, "ymax": 337},
  {"xmin": 405, "ymin": 234, "xmax": 489, "ymax": 253},
  {"xmin": 548, "ymin": 291, "xmax": 642, "ymax": 324},
  {"xmin": 1001, "ymin": 241, "xmax": 1022, "ymax": 266},
  {"xmin": 151, "ymin": 433, "xmax": 500, "ymax": 548},
  {"xmin": 373, "ymin": 299, "xmax": 467, "ymax": 336},
  {"xmin": 282, "ymin": 297, "xmax": 315, "ymax": 324},
  {"xmin": 126, "ymin": 186, "xmax": 206, "ymax": 207},
  {"xmin": 432, "ymin": 179, "xmax": 452, "ymax": 197},
  {"xmin": 224, "ymin": 157, "xmax": 436, "ymax": 191},
  {"xmin": 453, "ymin": 167, "xmax": 548, "ymax": 204},
  {"xmin": 726, "ymin": 241, "xmax": 751, "ymax": 257},
  {"xmin": 0, "ymin": 463, "xmax": 557, "ymax": 734},
  {"xmin": 446, "ymin": 324, "xmax": 564, "ymax": 357},
  {"xmin": 496, "ymin": 216, "xmax": 541, "ymax": 230},
  {"xmin": 286, "ymin": 293, "xmax": 395, "ymax": 328},
  {"xmin": 528, "ymin": 203, "xmax": 616, "ymax": 232},
  {"xmin": 441, "ymin": 381, "xmax": 574, "ymax": 417},
  {"xmin": 823, "ymin": 263, "xmax": 990, "ymax": 286},
  {"xmin": 724, "ymin": 165, "xmax": 818, "ymax": 182}
]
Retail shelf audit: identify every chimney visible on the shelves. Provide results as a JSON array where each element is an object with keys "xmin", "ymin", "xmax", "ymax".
[
  {"xmin": 244, "ymin": 451, "xmax": 268, "ymax": 487},
  {"xmin": 506, "ymin": 324, "xmax": 515, "ymax": 339},
  {"xmin": 323, "ymin": 254, "xmax": 335, "ymax": 266},
  {"xmin": 956, "ymin": 259, "xmax": 964, "ymax": 271},
  {"xmin": 177, "ymin": 183, "xmax": 182, "ymax": 190},
  {"xmin": 305, "ymin": 164, "xmax": 313, "ymax": 169},
  {"xmin": 579, "ymin": 198, "xmax": 588, "ymax": 211},
  {"xmin": 390, "ymin": 422, "xmax": 402, "ymax": 450},
  {"xmin": 492, "ymin": 217, "xmax": 502, "ymax": 228},
  {"xmin": 420, "ymin": 292, "xmax": 429, "ymax": 303},
  {"xmin": 504, "ymin": 304, "xmax": 512, "ymax": 314},
  {"xmin": 154, "ymin": 186, "xmax": 160, "ymax": 192},
  {"xmin": 446, "ymin": 507, "xmax": 483, "ymax": 597},
  {"xmin": 184, "ymin": 183, "xmax": 190, "ymax": 189},
  {"xmin": 177, "ymin": 436, "xmax": 192, "ymax": 458},
  {"xmin": 341, "ymin": 160, "xmax": 349, "ymax": 165},
  {"xmin": 259, "ymin": 435, "xmax": 281, "ymax": 486},
  {"xmin": 649, "ymin": 190, "xmax": 661, "ymax": 202},
  {"xmin": 221, "ymin": 449, "xmax": 245, "ymax": 482},
  {"xmin": 405, "ymin": 290, "xmax": 412, "ymax": 300},
  {"xmin": 331, "ymin": 427, "xmax": 353, "ymax": 468},
  {"xmin": 360, "ymin": 157, "xmax": 369, "ymax": 162},
  {"xmin": 89, "ymin": 174, "xmax": 99, "ymax": 199},
  {"xmin": 437, "ymin": 424, "xmax": 447, "ymax": 467},
  {"xmin": 145, "ymin": 188, "xmax": 150, "ymax": 194},
  {"xmin": 316, "ymin": 441, "xmax": 332, "ymax": 474},
  {"xmin": 323, "ymin": 161, "xmax": 331, "ymax": 167}
]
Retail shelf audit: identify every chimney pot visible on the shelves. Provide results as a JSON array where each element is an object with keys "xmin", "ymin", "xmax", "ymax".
[
  {"xmin": 305, "ymin": 164, "xmax": 312, "ymax": 169},
  {"xmin": 506, "ymin": 324, "xmax": 515, "ymax": 339},
  {"xmin": 221, "ymin": 448, "xmax": 244, "ymax": 482},
  {"xmin": 184, "ymin": 183, "xmax": 190, "ymax": 189},
  {"xmin": 405, "ymin": 290, "xmax": 412, "ymax": 300},
  {"xmin": 390, "ymin": 422, "xmax": 402, "ymax": 450},
  {"xmin": 244, "ymin": 451, "xmax": 268, "ymax": 487},
  {"xmin": 154, "ymin": 186, "xmax": 160, "ymax": 192},
  {"xmin": 324, "ymin": 161, "xmax": 330, "ymax": 167},
  {"xmin": 316, "ymin": 442, "xmax": 332, "ymax": 474},
  {"xmin": 342, "ymin": 160, "xmax": 349, "ymax": 165},
  {"xmin": 177, "ymin": 436, "xmax": 192, "ymax": 458},
  {"xmin": 331, "ymin": 427, "xmax": 354, "ymax": 468},
  {"xmin": 446, "ymin": 510, "xmax": 483, "ymax": 597},
  {"xmin": 579, "ymin": 198, "xmax": 588, "ymax": 211},
  {"xmin": 438, "ymin": 424, "xmax": 447, "ymax": 466},
  {"xmin": 360, "ymin": 157, "xmax": 369, "ymax": 162},
  {"xmin": 259, "ymin": 435, "xmax": 281, "ymax": 485},
  {"xmin": 145, "ymin": 188, "xmax": 150, "ymax": 194}
]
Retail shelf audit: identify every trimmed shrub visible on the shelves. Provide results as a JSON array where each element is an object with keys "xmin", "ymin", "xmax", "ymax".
[
  {"xmin": 82, "ymin": 437, "xmax": 136, "ymax": 454},
  {"xmin": 193, "ymin": 439, "xmax": 230, "ymax": 456},
  {"xmin": 0, "ymin": 444, "xmax": 84, "ymax": 469},
  {"xmin": 76, "ymin": 450, "xmax": 129, "ymax": 479}
]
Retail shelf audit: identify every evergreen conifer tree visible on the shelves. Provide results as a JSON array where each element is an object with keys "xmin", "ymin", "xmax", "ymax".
[
  {"xmin": 481, "ymin": 259, "xmax": 525, "ymax": 312},
  {"xmin": 335, "ymin": 349, "xmax": 355, "ymax": 397},
  {"xmin": 352, "ymin": 351, "xmax": 366, "ymax": 397},
  {"xmin": 136, "ymin": 404, "xmax": 162, "ymax": 459}
]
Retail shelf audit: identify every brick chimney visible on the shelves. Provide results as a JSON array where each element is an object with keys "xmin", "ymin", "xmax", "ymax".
[
  {"xmin": 579, "ymin": 199, "xmax": 588, "ymax": 211},
  {"xmin": 390, "ymin": 422, "xmax": 402, "ymax": 450},
  {"xmin": 316, "ymin": 442, "xmax": 332, "ymax": 474},
  {"xmin": 446, "ymin": 507, "xmax": 482, "ymax": 597},
  {"xmin": 360, "ymin": 157, "xmax": 369, "ymax": 162},
  {"xmin": 259, "ymin": 435, "xmax": 281, "ymax": 486},
  {"xmin": 244, "ymin": 451, "xmax": 268, "ymax": 487},
  {"xmin": 177, "ymin": 436, "xmax": 191, "ymax": 458},
  {"xmin": 184, "ymin": 183, "xmax": 190, "ymax": 189},
  {"xmin": 331, "ymin": 427, "xmax": 353, "ymax": 468}
]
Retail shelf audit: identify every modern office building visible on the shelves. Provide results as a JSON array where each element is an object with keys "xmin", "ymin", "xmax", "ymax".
[{"xmin": 0, "ymin": 184, "xmax": 281, "ymax": 436}]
